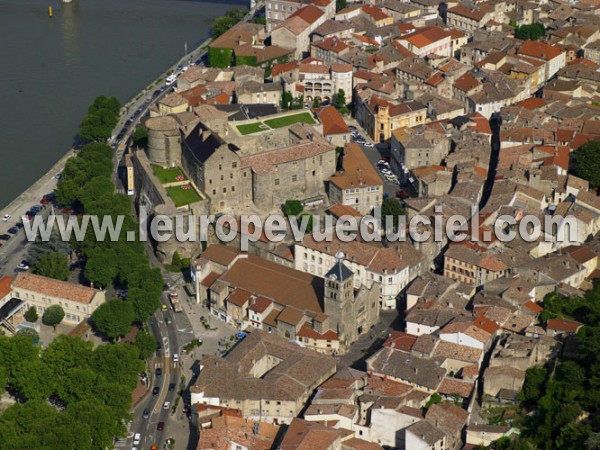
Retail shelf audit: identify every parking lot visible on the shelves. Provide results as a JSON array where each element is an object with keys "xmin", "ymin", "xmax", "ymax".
[{"xmin": 346, "ymin": 119, "xmax": 415, "ymax": 201}]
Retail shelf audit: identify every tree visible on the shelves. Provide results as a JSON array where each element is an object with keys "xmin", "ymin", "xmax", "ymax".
[
  {"xmin": 79, "ymin": 96, "xmax": 121, "ymax": 142},
  {"xmin": 425, "ymin": 393, "xmax": 442, "ymax": 409},
  {"xmin": 16, "ymin": 328, "xmax": 39, "ymax": 341},
  {"xmin": 171, "ymin": 251, "xmax": 182, "ymax": 268},
  {"xmin": 334, "ymin": 89, "xmax": 346, "ymax": 109},
  {"xmin": 284, "ymin": 199, "xmax": 304, "ymax": 216},
  {"xmin": 381, "ymin": 198, "xmax": 405, "ymax": 229},
  {"xmin": 282, "ymin": 91, "xmax": 293, "ymax": 110},
  {"xmin": 336, "ymin": 0, "xmax": 347, "ymax": 12},
  {"xmin": 132, "ymin": 127, "xmax": 148, "ymax": 148},
  {"xmin": 519, "ymin": 366, "xmax": 547, "ymax": 404},
  {"xmin": 313, "ymin": 97, "xmax": 320, "ymax": 108},
  {"xmin": 211, "ymin": 7, "xmax": 248, "ymax": 38},
  {"xmin": 91, "ymin": 299, "xmax": 135, "ymax": 340},
  {"xmin": 42, "ymin": 305, "xmax": 65, "ymax": 330},
  {"xmin": 515, "ymin": 24, "xmax": 545, "ymax": 41},
  {"xmin": 32, "ymin": 252, "xmax": 70, "ymax": 281},
  {"xmin": 571, "ymin": 141, "xmax": 600, "ymax": 189},
  {"xmin": 85, "ymin": 247, "xmax": 119, "ymax": 289},
  {"xmin": 24, "ymin": 307, "xmax": 38, "ymax": 323},
  {"xmin": 134, "ymin": 331, "xmax": 157, "ymax": 360}
]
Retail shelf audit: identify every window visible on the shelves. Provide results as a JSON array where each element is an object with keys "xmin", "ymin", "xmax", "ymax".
[
  {"xmin": 232, "ymin": 186, "xmax": 235, "ymax": 192},
  {"xmin": 223, "ymin": 187, "xmax": 226, "ymax": 193},
  {"xmin": 212, "ymin": 189, "xmax": 216, "ymax": 195},
  {"xmin": 292, "ymin": 175, "xmax": 297, "ymax": 182},
  {"xmin": 275, "ymin": 179, "xmax": 280, "ymax": 186}
]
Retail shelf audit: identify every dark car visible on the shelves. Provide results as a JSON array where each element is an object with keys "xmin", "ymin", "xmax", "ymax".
[
  {"xmin": 8, "ymin": 227, "xmax": 18, "ymax": 234},
  {"xmin": 0, "ymin": 234, "xmax": 11, "ymax": 241},
  {"xmin": 143, "ymin": 408, "xmax": 150, "ymax": 419},
  {"xmin": 155, "ymin": 367, "xmax": 162, "ymax": 377},
  {"xmin": 168, "ymin": 383, "xmax": 176, "ymax": 391},
  {"xmin": 152, "ymin": 386, "xmax": 160, "ymax": 396},
  {"xmin": 157, "ymin": 421, "xmax": 165, "ymax": 431},
  {"xmin": 15, "ymin": 223, "xmax": 23, "ymax": 229}
]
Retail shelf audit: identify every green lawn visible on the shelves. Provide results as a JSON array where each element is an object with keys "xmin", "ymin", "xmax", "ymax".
[
  {"xmin": 152, "ymin": 165, "xmax": 185, "ymax": 184},
  {"xmin": 237, "ymin": 123, "xmax": 267, "ymax": 135},
  {"xmin": 264, "ymin": 112, "xmax": 315, "ymax": 129},
  {"xmin": 166, "ymin": 185, "xmax": 201, "ymax": 207}
]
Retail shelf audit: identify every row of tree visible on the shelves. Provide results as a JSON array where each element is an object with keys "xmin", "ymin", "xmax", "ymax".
[
  {"xmin": 0, "ymin": 334, "xmax": 144, "ymax": 449},
  {"xmin": 79, "ymin": 96, "xmax": 121, "ymax": 143},
  {"xmin": 55, "ymin": 141, "xmax": 162, "ymax": 333},
  {"xmin": 211, "ymin": 7, "xmax": 247, "ymax": 39},
  {"xmin": 513, "ymin": 23, "xmax": 546, "ymax": 41}
]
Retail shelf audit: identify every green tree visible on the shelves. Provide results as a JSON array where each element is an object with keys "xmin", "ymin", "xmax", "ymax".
[
  {"xmin": 134, "ymin": 331, "xmax": 157, "ymax": 360},
  {"xmin": 284, "ymin": 199, "xmax": 304, "ymax": 216},
  {"xmin": 16, "ymin": 328, "xmax": 39, "ymax": 342},
  {"xmin": 32, "ymin": 252, "xmax": 70, "ymax": 281},
  {"xmin": 85, "ymin": 247, "xmax": 119, "ymax": 289},
  {"xmin": 91, "ymin": 299, "xmax": 135, "ymax": 340},
  {"xmin": 334, "ymin": 89, "xmax": 346, "ymax": 109},
  {"xmin": 336, "ymin": 0, "xmax": 347, "ymax": 11},
  {"xmin": 171, "ymin": 251, "xmax": 182, "ymax": 268},
  {"xmin": 23, "ymin": 307, "xmax": 38, "ymax": 323},
  {"xmin": 571, "ymin": 141, "xmax": 600, "ymax": 189},
  {"xmin": 313, "ymin": 97, "xmax": 320, "ymax": 108},
  {"xmin": 381, "ymin": 197, "xmax": 405, "ymax": 229},
  {"xmin": 132, "ymin": 127, "xmax": 148, "ymax": 148},
  {"xmin": 27, "ymin": 229, "xmax": 72, "ymax": 265},
  {"xmin": 425, "ymin": 393, "xmax": 442, "ymax": 409},
  {"xmin": 42, "ymin": 305, "xmax": 65, "ymax": 330},
  {"xmin": 211, "ymin": 7, "xmax": 248, "ymax": 38},
  {"xmin": 282, "ymin": 91, "xmax": 293, "ymax": 110},
  {"xmin": 519, "ymin": 366, "xmax": 547, "ymax": 404},
  {"xmin": 79, "ymin": 96, "xmax": 121, "ymax": 142}
]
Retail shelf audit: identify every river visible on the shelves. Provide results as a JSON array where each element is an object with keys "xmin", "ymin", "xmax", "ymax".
[{"xmin": 0, "ymin": 0, "xmax": 246, "ymax": 209}]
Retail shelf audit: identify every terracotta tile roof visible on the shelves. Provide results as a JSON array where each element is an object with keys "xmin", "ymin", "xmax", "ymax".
[
  {"xmin": 277, "ymin": 306, "xmax": 306, "ymax": 326},
  {"xmin": 403, "ymin": 26, "xmax": 451, "ymax": 48},
  {"xmin": 12, "ymin": 273, "xmax": 99, "ymax": 304},
  {"xmin": 425, "ymin": 403, "xmax": 469, "ymax": 436},
  {"xmin": 440, "ymin": 321, "xmax": 492, "ymax": 344},
  {"xmin": 314, "ymin": 106, "xmax": 350, "ymax": 136},
  {"xmin": 281, "ymin": 419, "xmax": 341, "ymax": 450},
  {"xmin": 434, "ymin": 341, "xmax": 482, "ymax": 363},
  {"xmin": 226, "ymin": 288, "xmax": 252, "ymax": 308},
  {"xmin": 201, "ymin": 244, "xmax": 242, "ymax": 266},
  {"xmin": 518, "ymin": 40, "xmax": 564, "ymax": 61},
  {"xmin": 330, "ymin": 143, "xmax": 382, "ymax": 190},
  {"xmin": 425, "ymin": 71, "xmax": 445, "ymax": 86},
  {"xmin": 241, "ymin": 138, "xmax": 334, "ymax": 175},
  {"xmin": 448, "ymin": 4, "xmax": 486, "ymax": 21},
  {"xmin": 0, "ymin": 276, "xmax": 13, "ymax": 299},
  {"xmin": 361, "ymin": 5, "xmax": 390, "ymax": 22},
  {"xmin": 523, "ymin": 301, "xmax": 543, "ymax": 314},
  {"xmin": 326, "ymin": 203, "xmax": 362, "ymax": 218},
  {"xmin": 365, "ymin": 376, "xmax": 413, "ymax": 397},
  {"xmin": 460, "ymin": 364, "xmax": 479, "ymax": 379},
  {"xmin": 438, "ymin": 377, "xmax": 475, "ymax": 398},
  {"xmin": 342, "ymin": 437, "xmax": 385, "ymax": 450},
  {"xmin": 569, "ymin": 58, "xmax": 599, "ymax": 69},
  {"xmin": 248, "ymin": 296, "xmax": 272, "ymax": 314},
  {"xmin": 290, "ymin": 4, "xmax": 325, "ymax": 25},
  {"xmin": 218, "ymin": 251, "xmax": 323, "ymax": 314},
  {"xmin": 383, "ymin": 331, "xmax": 417, "ymax": 352},
  {"xmin": 546, "ymin": 318, "xmax": 583, "ymax": 333},
  {"xmin": 453, "ymin": 72, "xmax": 480, "ymax": 92},
  {"xmin": 299, "ymin": 63, "xmax": 330, "ymax": 74},
  {"xmin": 314, "ymin": 36, "xmax": 351, "ymax": 54},
  {"xmin": 272, "ymin": 61, "xmax": 299, "ymax": 77},
  {"xmin": 198, "ymin": 415, "xmax": 280, "ymax": 450},
  {"xmin": 515, "ymin": 97, "xmax": 547, "ymax": 110},
  {"xmin": 297, "ymin": 324, "xmax": 338, "ymax": 340}
]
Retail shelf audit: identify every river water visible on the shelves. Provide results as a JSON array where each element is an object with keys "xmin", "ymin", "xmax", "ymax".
[{"xmin": 0, "ymin": 0, "xmax": 246, "ymax": 208}]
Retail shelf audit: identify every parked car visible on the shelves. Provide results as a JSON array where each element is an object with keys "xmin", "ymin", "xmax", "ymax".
[
  {"xmin": 0, "ymin": 234, "xmax": 11, "ymax": 241},
  {"xmin": 165, "ymin": 315, "xmax": 172, "ymax": 325},
  {"xmin": 2, "ymin": 214, "xmax": 10, "ymax": 221},
  {"xmin": 161, "ymin": 303, "xmax": 168, "ymax": 312},
  {"xmin": 17, "ymin": 261, "xmax": 30, "ymax": 271},
  {"xmin": 133, "ymin": 433, "xmax": 141, "ymax": 445},
  {"xmin": 396, "ymin": 190, "xmax": 409, "ymax": 198},
  {"xmin": 152, "ymin": 386, "xmax": 160, "ymax": 396},
  {"xmin": 8, "ymin": 227, "xmax": 18, "ymax": 234},
  {"xmin": 363, "ymin": 142, "xmax": 375, "ymax": 148}
]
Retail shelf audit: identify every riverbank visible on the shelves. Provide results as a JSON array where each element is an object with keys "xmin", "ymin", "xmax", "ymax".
[{"xmin": 0, "ymin": 1, "xmax": 261, "ymax": 230}]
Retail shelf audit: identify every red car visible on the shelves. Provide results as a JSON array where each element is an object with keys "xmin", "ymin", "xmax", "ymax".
[
  {"xmin": 157, "ymin": 421, "xmax": 165, "ymax": 431},
  {"xmin": 396, "ymin": 190, "xmax": 408, "ymax": 198}
]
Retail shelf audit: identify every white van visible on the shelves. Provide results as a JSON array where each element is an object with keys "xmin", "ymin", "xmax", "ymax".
[
  {"xmin": 133, "ymin": 433, "xmax": 141, "ymax": 445},
  {"xmin": 166, "ymin": 75, "xmax": 177, "ymax": 85}
]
